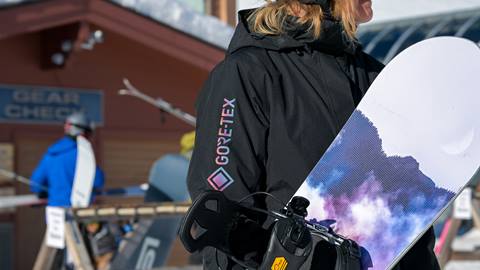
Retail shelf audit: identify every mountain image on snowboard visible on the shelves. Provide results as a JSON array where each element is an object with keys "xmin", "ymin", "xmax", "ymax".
[{"xmin": 294, "ymin": 37, "xmax": 480, "ymax": 270}]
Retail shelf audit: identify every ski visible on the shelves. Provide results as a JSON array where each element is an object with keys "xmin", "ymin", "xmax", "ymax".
[{"xmin": 118, "ymin": 78, "xmax": 196, "ymax": 127}]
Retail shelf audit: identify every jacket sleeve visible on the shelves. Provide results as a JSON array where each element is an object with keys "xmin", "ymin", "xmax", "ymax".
[
  {"xmin": 93, "ymin": 166, "xmax": 105, "ymax": 190},
  {"xmin": 30, "ymin": 154, "xmax": 50, "ymax": 194},
  {"xmin": 187, "ymin": 56, "xmax": 270, "ymax": 203}
]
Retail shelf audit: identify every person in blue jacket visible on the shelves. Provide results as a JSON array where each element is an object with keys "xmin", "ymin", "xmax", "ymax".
[{"xmin": 31, "ymin": 112, "xmax": 104, "ymax": 207}]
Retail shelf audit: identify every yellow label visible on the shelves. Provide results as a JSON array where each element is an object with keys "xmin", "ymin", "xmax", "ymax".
[{"xmin": 271, "ymin": 257, "xmax": 288, "ymax": 270}]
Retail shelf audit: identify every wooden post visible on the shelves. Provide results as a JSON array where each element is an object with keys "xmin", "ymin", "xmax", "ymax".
[
  {"xmin": 205, "ymin": 0, "xmax": 237, "ymax": 26},
  {"xmin": 32, "ymin": 234, "xmax": 57, "ymax": 270},
  {"xmin": 64, "ymin": 219, "xmax": 94, "ymax": 270},
  {"xmin": 471, "ymin": 199, "xmax": 480, "ymax": 228}
]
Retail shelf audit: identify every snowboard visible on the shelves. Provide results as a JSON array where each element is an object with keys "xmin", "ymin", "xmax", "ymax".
[
  {"xmin": 71, "ymin": 135, "xmax": 96, "ymax": 207},
  {"xmin": 293, "ymin": 37, "xmax": 480, "ymax": 270}
]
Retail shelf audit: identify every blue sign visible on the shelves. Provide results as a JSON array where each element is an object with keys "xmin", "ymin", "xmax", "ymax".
[{"xmin": 0, "ymin": 85, "xmax": 103, "ymax": 125}]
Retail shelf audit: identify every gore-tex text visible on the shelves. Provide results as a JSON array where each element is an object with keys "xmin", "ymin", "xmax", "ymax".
[{"xmin": 215, "ymin": 98, "xmax": 236, "ymax": 166}]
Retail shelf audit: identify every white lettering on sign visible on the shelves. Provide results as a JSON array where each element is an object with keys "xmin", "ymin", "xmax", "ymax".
[
  {"xmin": 4, "ymin": 104, "xmax": 79, "ymax": 121},
  {"xmin": 12, "ymin": 90, "xmax": 80, "ymax": 105},
  {"xmin": 4, "ymin": 105, "xmax": 21, "ymax": 118},
  {"xmin": 135, "ymin": 237, "xmax": 161, "ymax": 270}
]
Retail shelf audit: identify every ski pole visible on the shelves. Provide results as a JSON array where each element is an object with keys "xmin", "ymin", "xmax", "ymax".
[
  {"xmin": 118, "ymin": 78, "xmax": 197, "ymax": 127},
  {"xmin": 0, "ymin": 167, "xmax": 150, "ymax": 197},
  {"xmin": 0, "ymin": 168, "xmax": 49, "ymax": 192}
]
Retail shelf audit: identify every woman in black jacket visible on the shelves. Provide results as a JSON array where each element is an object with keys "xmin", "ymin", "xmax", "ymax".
[{"xmin": 187, "ymin": 0, "xmax": 439, "ymax": 269}]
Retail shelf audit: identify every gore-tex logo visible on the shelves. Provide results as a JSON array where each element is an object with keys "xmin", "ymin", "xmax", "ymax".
[
  {"xmin": 215, "ymin": 98, "xmax": 235, "ymax": 166},
  {"xmin": 207, "ymin": 98, "xmax": 236, "ymax": 191},
  {"xmin": 208, "ymin": 167, "xmax": 234, "ymax": 191}
]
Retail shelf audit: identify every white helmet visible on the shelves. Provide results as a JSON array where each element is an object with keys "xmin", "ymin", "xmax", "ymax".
[{"xmin": 65, "ymin": 112, "xmax": 94, "ymax": 137}]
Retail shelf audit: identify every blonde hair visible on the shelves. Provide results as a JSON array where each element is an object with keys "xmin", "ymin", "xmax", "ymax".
[{"xmin": 247, "ymin": 0, "xmax": 357, "ymax": 40}]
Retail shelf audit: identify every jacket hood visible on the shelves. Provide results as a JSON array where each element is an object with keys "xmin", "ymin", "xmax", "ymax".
[
  {"xmin": 47, "ymin": 136, "xmax": 76, "ymax": 155},
  {"xmin": 227, "ymin": 9, "xmax": 359, "ymax": 55}
]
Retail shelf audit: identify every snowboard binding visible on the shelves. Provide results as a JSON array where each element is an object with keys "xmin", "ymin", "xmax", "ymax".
[{"xmin": 178, "ymin": 191, "xmax": 365, "ymax": 269}]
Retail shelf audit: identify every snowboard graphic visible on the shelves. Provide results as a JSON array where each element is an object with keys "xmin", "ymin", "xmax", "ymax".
[{"xmin": 293, "ymin": 37, "xmax": 480, "ymax": 269}]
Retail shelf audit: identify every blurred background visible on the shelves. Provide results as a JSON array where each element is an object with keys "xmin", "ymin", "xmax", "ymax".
[{"xmin": 0, "ymin": 0, "xmax": 479, "ymax": 269}]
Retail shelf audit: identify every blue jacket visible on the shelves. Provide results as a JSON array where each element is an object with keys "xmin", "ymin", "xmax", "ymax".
[{"xmin": 31, "ymin": 136, "xmax": 104, "ymax": 206}]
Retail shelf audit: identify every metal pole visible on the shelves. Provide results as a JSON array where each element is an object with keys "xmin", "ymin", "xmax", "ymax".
[{"xmin": 0, "ymin": 168, "xmax": 48, "ymax": 191}]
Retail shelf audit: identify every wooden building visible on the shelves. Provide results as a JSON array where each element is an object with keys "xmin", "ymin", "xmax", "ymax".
[{"xmin": 0, "ymin": 0, "xmax": 229, "ymax": 269}]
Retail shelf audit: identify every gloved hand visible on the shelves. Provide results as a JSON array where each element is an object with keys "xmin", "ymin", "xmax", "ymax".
[{"xmin": 37, "ymin": 191, "xmax": 48, "ymax": 199}]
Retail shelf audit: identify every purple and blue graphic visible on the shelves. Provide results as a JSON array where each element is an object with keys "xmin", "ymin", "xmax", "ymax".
[{"xmin": 297, "ymin": 110, "xmax": 455, "ymax": 269}]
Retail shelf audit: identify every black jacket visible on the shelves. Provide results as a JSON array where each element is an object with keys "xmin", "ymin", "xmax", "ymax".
[{"xmin": 187, "ymin": 10, "xmax": 439, "ymax": 270}]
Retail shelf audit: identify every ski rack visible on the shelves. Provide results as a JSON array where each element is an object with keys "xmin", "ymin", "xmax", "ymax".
[
  {"xmin": 34, "ymin": 201, "xmax": 191, "ymax": 270},
  {"xmin": 72, "ymin": 201, "xmax": 191, "ymax": 222},
  {"xmin": 33, "ymin": 218, "xmax": 95, "ymax": 270},
  {"xmin": 67, "ymin": 202, "xmax": 190, "ymax": 269},
  {"xmin": 118, "ymin": 78, "xmax": 197, "ymax": 127}
]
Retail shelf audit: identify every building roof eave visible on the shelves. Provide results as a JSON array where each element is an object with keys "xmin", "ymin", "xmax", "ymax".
[{"xmin": 0, "ymin": 0, "xmax": 226, "ymax": 71}]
